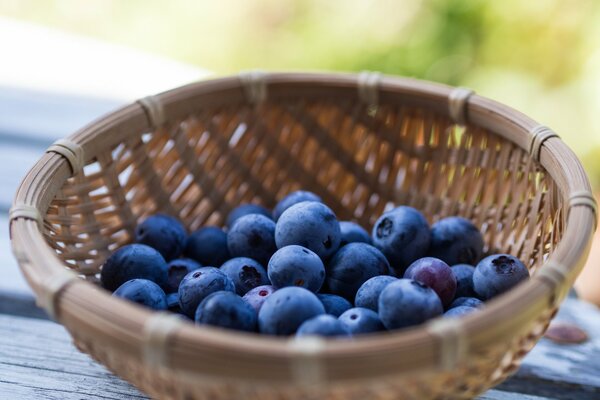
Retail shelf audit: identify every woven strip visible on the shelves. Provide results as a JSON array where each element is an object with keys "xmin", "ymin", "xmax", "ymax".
[
  {"xmin": 357, "ymin": 71, "xmax": 382, "ymax": 106},
  {"xmin": 287, "ymin": 336, "xmax": 325, "ymax": 386},
  {"xmin": 568, "ymin": 190, "xmax": 598, "ymax": 231},
  {"xmin": 137, "ymin": 95, "xmax": 167, "ymax": 129},
  {"xmin": 529, "ymin": 125, "xmax": 560, "ymax": 162},
  {"xmin": 142, "ymin": 313, "xmax": 183, "ymax": 368},
  {"xmin": 9, "ymin": 203, "xmax": 43, "ymax": 229},
  {"xmin": 448, "ymin": 87, "xmax": 474, "ymax": 125},
  {"xmin": 239, "ymin": 71, "xmax": 267, "ymax": 104},
  {"xmin": 37, "ymin": 269, "xmax": 79, "ymax": 321},
  {"xmin": 426, "ymin": 317, "xmax": 467, "ymax": 370},
  {"xmin": 46, "ymin": 139, "xmax": 84, "ymax": 175},
  {"xmin": 536, "ymin": 260, "xmax": 569, "ymax": 308}
]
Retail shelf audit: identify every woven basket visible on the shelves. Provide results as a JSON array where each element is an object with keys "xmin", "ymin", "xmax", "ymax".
[{"xmin": 10, "ymin": 72, "xmax": 597, "ymax": 399}]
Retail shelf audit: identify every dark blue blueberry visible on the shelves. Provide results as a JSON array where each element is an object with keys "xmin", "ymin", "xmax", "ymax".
[
  {"xmin": 354, "ymin": 275, "xmax": 397, "ymax": 311},
  {"xmin": 268, "ymin": 245, "xmax": 325, "ymax": 292},
  {"xmin": 473, "ymin": 254, "xmax": 529, "ymax": 300},
  {"xmin": 444, "ymin": 306, "xmax": 477, "ymax": 318},
  {"xmin": 135, "ymin": 214, "xmax": 187, "ymax": 261},
  {"xmin": 450, "ymin": 297, "xmax": 484, "ymax": 309},
  {"xmin": 258, "ymin": 287, "xmax": 325, "ymax": 335},
  {"xmin": 451, "ymin": 264, "xmax": 476, "ymax": 298},
  {"xmin": 429, "ymin": 217, "xmax": 484, "ymax": 266},
  {"xmin": 404, "ymin": 257, "xmax": 456, "ymax": 308},
  {"xmin": 184, "ymin": 226, "xmax": 230, "ymax": 267},
  {"xmin": 275, "ymin": 201, "xmax": 341, "ymax": 260},
  {"xmin": 242, "ymin": 285, "xmax": 276, "ymax": 313},
  {"xmin": 178, "ymin": 267, "xmax": 235, "ymax": 317},
  {"xmin": 296, "ymin": 314, "xmax": 351, "ymax": 337},
  {"xmin": 165, "ymin": 258, "xmax": 202, "ymax": 293},
  {"xmin": 226, "ymin": 204, "xmax": 271, "ymax": 228},
  {"xmin": 195, "ymin": 291, "xmax": 257, "ymax": 332},
  {"xmin": 166, "ymin": 292, "xmax": 181, "ymax": 311},
  {"xmin": 227, "ymin": 214, "xmax": 277, "ymax": 266},
  {"xmin": 378, "ymin": 279, "xmax": 443, "ymax": 330},
  {"xmin": 101, "ymin": 244, "xmax": 168, "ymax": 291},
  {"xmin": 339, "ymin": 221, "xmax": 372, "ymax": 246},
  {"xmin": 220, "ymin": 257, "xmax": 269, "ymax": 295},
  {"xmin": 317, "ymin": 294, "xmax": 353, "ymax": 317},
  {"xmin": 338, "ymin": 307, "xmax": 385, "ymax": 335},
  {"xmin": 372, "ymin": 206, "xmax": 431, "ymax": 274},
  {"xmin": 272, "ymin": 190, "xmax": 322, "ymax": 221},
  {"xmin": 113, "ymin": 279, "xmax": 168, "ymax": 310},
  {"xmin": 326, "ymin": 243, "xmax": 391, "ymax": 300}
]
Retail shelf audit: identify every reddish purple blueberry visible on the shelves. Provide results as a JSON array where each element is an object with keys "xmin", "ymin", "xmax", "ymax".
[{"xmin": 404, "ymin": 257, "xmax": 456, "ymax": 308}]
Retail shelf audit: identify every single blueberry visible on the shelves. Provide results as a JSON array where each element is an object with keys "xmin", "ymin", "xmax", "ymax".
[
  {"xmin": 166, "ymin": 292, "xmax": 181, "ymax": 312},
  {"xmin": 378, "ymin": 279, "xmax": 443, "ymax": 330},
  {"xmin": 275, "ymin": 201, "xmax": 341, "ymax": 260},
  {"xmin": 296, "ymin": 314, "xmax": 351, "ymax": 338},
  {"xmin": 354, "ymin": 275, "xmax": 398, "ymax": 312},
  {"xmin": 268, "ymin": 245, "xmax": 325, "ymax": 292},
  {"xmin": 226, "ymin": 204, "xmax": 272, "ymax": 228},
  {"xmin": 165, "ymin": 258, "xmax": 202, "ymax": 293},
  {"xmin": 220, "ymin": 257, "xmax": 269, "ymax": 295},
  {"xmin": 272, "ymin": 190, "xmax": 322, "ymax": 221},
  {"xmin": 326, "ymin": 243, "xmax": 391, "ymax": 300},
  {"xmin": 339, "ymin": 221, "xmax": 372, "ymax": 246},
  {"xmin": 317, "ymin": 294, "xmax": 353, "ymax": 317},
  {"xmin": 371, "ymin": 206, "xmax": 431, "ymax": 274},
  {"xmin": 450, "ymin": 297, "xmax": 484, "ymax": 309},
  {"xmin": 429, "ymin": 217, "xmax": 484, "ymax": 266},
  {"xmin": 473, "ymin": 254, "xmax": 529, "ymax": 300},
  {"xmin": 451, "ymin": 264, "xmax": 477, "ymax": 298},
  {"xmin": 338, "ymin": 307, "xmax": 385, "ymax": 335},
  {"xmin": 444, "ymin": 306, "xmax": 477, "ymax": 318},
  {"xmin": 101, "ymin": 244, "xmax": 168, "ymax": 291},
  {"xmin": 227, "ymin": 214, "xmax": 277, "ymax": 266},
  {"xmin": 113, "ymin": 279, "xmax": 168, "ymax": 310},
  {"xmin": 258, "ymin": 287, "xmax": 325, "ymax": 335},
  {"xmin": 135, "ymin": 214, "xmax": 187, "ymax": 261},
  {"xmin": 404, "ymin": 257, "xmax": 456, "ymax": 308},
  {"xmin": 195, "ymin": 291, "xmax": 257, "ymax": 332},
  {"xmin": 184, "ymin": 226, "xmax": 230, "ymax": 267},
  {"xmin": 242, "ymin": 285, "xmax": 276, "ymax": 313},
  {"xmin": 178, "ymin": 267, "xmax": 235, "ymax": 317}
]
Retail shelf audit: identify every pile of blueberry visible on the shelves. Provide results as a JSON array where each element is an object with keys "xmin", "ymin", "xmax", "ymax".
[{"xmin": 101, "ymin": 190, "xmax": 529, "ymax": 338}]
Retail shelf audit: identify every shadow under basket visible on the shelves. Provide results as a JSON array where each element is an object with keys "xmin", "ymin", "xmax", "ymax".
[{"xmin": 9, "ymin": 72, "xmax": 598, "ymax": 399}]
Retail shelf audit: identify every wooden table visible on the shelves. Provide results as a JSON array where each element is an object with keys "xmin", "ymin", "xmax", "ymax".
[{"xmin": 1, "ymin": 87, "xmax": 600, "ymax": 399}]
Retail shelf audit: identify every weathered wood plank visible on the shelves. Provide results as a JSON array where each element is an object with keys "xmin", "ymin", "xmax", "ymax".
[{"xmin": 0, "ymin": 143, "xmax": 45, "ymax": 211}]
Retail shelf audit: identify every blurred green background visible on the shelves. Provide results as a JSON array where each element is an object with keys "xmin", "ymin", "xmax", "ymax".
[{"xmin": 2, "ymin": 0, "xmax": 599, "ymax": 187}]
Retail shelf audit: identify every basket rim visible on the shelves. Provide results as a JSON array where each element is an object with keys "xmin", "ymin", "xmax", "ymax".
[{"xmin": 9, "ymin": 71, "xmax": 597, "ymax": 382}]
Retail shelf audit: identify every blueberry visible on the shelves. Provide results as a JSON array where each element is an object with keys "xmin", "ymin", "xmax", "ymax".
[
  {"xmin": 296, "ymin": 314, "xmax": 351, "ymax": 338},
  {"xmin": 113, "ymin": 279, "xmax": 168, "ymax": 310},
  {"xmin": 451, "ymin": 264, "xmax": 476, "ymax": 298},
  {"xmin": 101, "ymin": 244, "xmax": 168, "ymax": 291},
  {"xmin": 378, "ymin": 279, "xmax": 443, "ymax": 330},
  {"xmin": 317, "ymin": 294, "xmax": 353, "ymax": 317},
  {"xmin": 227, "ymin": 214, "xmax": 277, "ymax": 266},
  {"xmin": 450, "ymin": 297, "xmax": 484, "ymax": 309},
  {"xmin": 473, "ymin": 254, "xmax": 529, "ymax": 300},
  {"xmin": 444, "ymin": 306, "xmax": 477, "ymax": 318},
  {"xmin": 178, "ymin": 267, "xmax": 235, "ymax": 317},
  {"xmin": 242, "ymin": 285, "xmax": 276, "ymax": 313},
  {"xmin": 371, "ymin": 206, "xmax": 431, "ymax": 274},
  {"xmin": 404, "ymin": 257, "xmax": 456, "ymax": 308},
  {"xmin": 165, "ymin": 258, "xmax": 202, "ymax": 293},
  {"xmin": 135, "ymin": 214, "xmax": 187, "ymax": 261},
  {"xmin": 339, "ymin": 221, "xmax": 372, "ymax": 246},
  {"xmin": 258, "ymin": 287, "xmax": 325, "ymax": 335},
  {"xmin": 220, "ymin": 257, "xmax": 269, "ymax": 295},
  {"xmin": 338, "ymin": 307, "xmax": 385, "ymax": 335},
  {"xmin": 275, "ymin": 201, "xmax": 341, "ymax": 260},
  {"xmin": 268, "ymin": 245, "xmax": 325, "ymax": 292},
  {"xmin": 273, "ymin": 190, "xmax": 322, "ymax": 221},
  {"xmin": 226, "ymin": 204, "xmax": 271, "ymax": 228},
  {"xmin": 326, "ymin": 243, "xmax": 391, "ymax": 300},
  {"xmin": 184, "ymin": 226, "xmax": 230, "ymax": 267},
  {"xmin": 166, "ymin": 292, "xmax": 181, "ymax": 311},
  {"xmin": 354, "ymin": 275, "xmax": 398, "ymax": 311},
  {"xmin": 195, "ymin": 291, "xmax": 257, "ymax": 332},
  {"xmin": 429, "ymin": 217, "xmax": 484, "ymax": 266}
]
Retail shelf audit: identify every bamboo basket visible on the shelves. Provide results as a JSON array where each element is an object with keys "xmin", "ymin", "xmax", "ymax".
[{"xmin": 9, "ymin": 72, "xmax": 598, "ymax": 400}]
